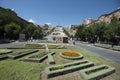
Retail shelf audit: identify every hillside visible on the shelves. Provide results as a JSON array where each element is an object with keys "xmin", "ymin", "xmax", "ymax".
[{"xmin": 0, "ymin": 7, "xmax": 43, "ymax": 40}]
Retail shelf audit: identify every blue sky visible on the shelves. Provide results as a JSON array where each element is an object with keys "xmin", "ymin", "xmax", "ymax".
[{"xmin": 0, "ymin": 0, "xmax": 120, "ymax": 27}]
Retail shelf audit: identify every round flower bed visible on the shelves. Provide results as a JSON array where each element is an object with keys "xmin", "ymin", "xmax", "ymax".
[
  {"xmin": 62, "ymin": 51, "xmax": 80, "ymax": 57},
  {"xmin": 60, "ymin": 51, "xmax": 83, "ymax": 60}
]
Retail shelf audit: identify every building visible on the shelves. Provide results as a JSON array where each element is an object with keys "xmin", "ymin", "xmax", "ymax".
[{"xmin": 46, "ymin": 26, "xmax": 68, "ymax": 43}]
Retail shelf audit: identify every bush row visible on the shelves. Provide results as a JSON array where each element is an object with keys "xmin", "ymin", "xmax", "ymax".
[
  {"xmin": 25, "ymin": 44, "xmax": 43, "ymax": 47},
  {"xmin": 8, "ymin": 49, "xmax": 38, "ymax": 59},
  {"xmin": 45, "ymin": 60, "xmax": 94, "ymax": 78},
  {"xmin": 0, "ymin": 55, "xmax": 8, "ymax": 60},
  {"xmin": 23, "ymin": 52, "xmax": 48, "ymax": 62},
  {"xmin": 0, "ymin": 49, "xmax": 12, "ymax": 55},
  {"xmin": 48, "ymin": 52, "xmax": 55, "ymax": 64},
  {"xmin": 79, "ymin": 64, "xmax": 115, "ymax": 80},
  {"xmin": 24, "ymin": 52, "xmax": 55, "ymax": 63},
  {"xmin": 23, "ymin": 55, "xmax": 48, "ymax": 63},
  {"xmin": 7, "ymin": 46, "xmax": 45, "ymax": 49},
  {"xmin": 48, "ymin": 45, "xmax": 65, "ymax": 49}
]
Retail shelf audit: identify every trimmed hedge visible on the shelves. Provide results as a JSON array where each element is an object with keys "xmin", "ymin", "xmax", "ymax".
[
  {"xmin": 0, "ymin": 49, "xmax": 12, "ymax": 55},
  {"xmin": 23, "ymin": 55, "xmax": 48, "ymax": 63},
  {"xmin": 8, "ymin": 49, "xmax": 38, "ymax": 59},
  {"xmin": 0, "ymin": 55, "xmax": 8, "ymax": 60},
  {"xmin": 7, "ymin": 44, "xmax": 45, "ymax": 49},
  {"xmin": 45, "ymin": 60, "xmax": 94, "ymax": 78},
  {"xmin": 23, "ymin": 52, "xmax": 48, "ymax": 62},
  {"xmin": 48, "ymin": 45, "xmax": 65, "ymax": 49},
  {"xmin": 59, "ymin": 52, "xmax": 83, "ymax": 60},
  {"xmin": 79, "ymin": 64, "xmax": 115, "ymax": 80},
  {"xmin": 48, "ymin": 52, "xmax": 55, "ymax": 64}
]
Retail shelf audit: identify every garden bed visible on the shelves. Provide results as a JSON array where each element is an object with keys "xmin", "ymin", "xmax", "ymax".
[
  {"xmin": 7, "ymin": 44, "xmax": 45, "ymax": 49},
  {"xmin": 59, "ymin": 51, "xmax": 83, "ymax": 60},
  {"xmin": 48, "ymin": 45, "xmax": 65, "ymax": 49},
  {"xmin": 79, "ymin": 64, "xmax": 115, "ymax": 80},
  {"xmin": 48, "ymin": 52, "xmax": 56, "ymax": 64},
  {"xmin": 8, "ymin": 49, "xmax": 38, "ymax": 59},
  {"xmin": 23, "ymin": 51, "xmax": 48, "ymax": 62},
  {"xmin": 0, "ymin": 49, "xmax": 12, "ymax": 55},
  {"xmin": 0, "ymin": 55, "xmax": 8, "ymax": 60},
  {"xmin": 45, "ymin": 60, "xmax": 94, "ymax": 78}
]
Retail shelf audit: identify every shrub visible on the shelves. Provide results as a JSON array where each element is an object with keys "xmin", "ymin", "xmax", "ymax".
[
  {"xmin": 48, "ymin": 52, "xmax": 56, "ymax": 64},
  {"xmin": 50, "ymin": 66, "xmax": 64, "ymax": 71},
  {"xmin": 0, "ymin": 49, "xmax": 12, "ymax": 55},
  {"xmin": 8, "ymin": 49, "xmax": 38, "ymax": 59},
  {"xmin": 45, "ymin": 60, "xmax": 94, "ymax": 78},
  {"xmin": 79, "ymin": 64, "xmax": 115, "ymax": 80}
]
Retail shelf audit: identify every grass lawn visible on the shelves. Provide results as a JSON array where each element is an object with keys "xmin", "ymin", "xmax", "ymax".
[{"xmin": 0, "ymin": 44, "xmax": 120, "ymax": 80}]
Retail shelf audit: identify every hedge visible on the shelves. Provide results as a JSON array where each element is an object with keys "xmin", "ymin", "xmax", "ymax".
[
  {"xmin": 23, "ymin": 55, "xmax": 48, "ymax": 63},
  {"xmin": 48, "ymin": 45, "xmax": 65, "ymax": 49},
  {"xmin": 8, "ymin": 49, "xmax": 38, "ymax": 59},
  {"xmin": 45, "ymin": 60, "xmax": 94, "ymax": 78},
  {"xmin": 0, "ymin": 55, "xmax": 8, "ymax": 60},
  {"xmin": 48, "ymin": 52, "xmax": 55, "ymax": 64},
  {"xmin": 0, "ymin": 49, "xmax": 12, "ymax": 55},
  {"xmin": 7, "ymin": 44, "xmax": 45, "ymax": 49},
  {"xmin": 59, "ymin": 52, "xmax": 83, "ymax": 60},
  {"xmin": 79, "ymin": 64, "xmax": 115, "ymax": 80},
  {"xmin": 25, "ymin": 44, "xmax": 45, "ymax": 49}
]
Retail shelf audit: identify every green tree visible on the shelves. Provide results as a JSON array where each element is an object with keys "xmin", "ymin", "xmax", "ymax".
[
  {"xmin": 4, "ymin": 22, "xmax": 21, "ymax": 39},
  {"xmin": 26, "ymin": 24, "xmax": 35, "ymax": 39},
  {"xmin": 105, "ymin": 16, "xmax": 119, "ymax": 37},
  {"xmin": 33, "ymin": 29, "xmax": 43, "ymax": 39},
  {"xmin": 75, "ymin": 25, "xmax": 84, "ymax": 40},
  {"xmin": 93, "ymin": 22, "xmax": 107, "ymax": 41}
]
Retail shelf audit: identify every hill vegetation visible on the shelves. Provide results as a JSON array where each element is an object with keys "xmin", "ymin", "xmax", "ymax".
[
  {"xmin": 0, "ymin": 7, "xmax": 43, "ymax": 40},
  {"xmin": 75, "ymin": 16, "xmax": 120, "ymax": 45}
]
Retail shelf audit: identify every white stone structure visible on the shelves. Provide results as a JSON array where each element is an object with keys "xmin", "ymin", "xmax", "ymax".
[{"xmin": 46, "ymin": 26, "xmax": 68, "ymax": 43}]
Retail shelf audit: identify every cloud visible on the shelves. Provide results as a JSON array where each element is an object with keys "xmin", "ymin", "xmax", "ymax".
[
  {"xmin": 11, "ymin": 9, "xmax": 14, "ymax": 11},
  {"xmin": 45, "ymin": 22, "xmax": 51, "ymax": 25},
  {"xmin": 28, "ymin": 19, "xmax": 35, "ymax": 23}
]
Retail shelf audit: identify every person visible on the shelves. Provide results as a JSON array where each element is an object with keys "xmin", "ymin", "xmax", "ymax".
[{"xmin": 73, "ymin": 40, "xmax": 75, "ymax": 45}]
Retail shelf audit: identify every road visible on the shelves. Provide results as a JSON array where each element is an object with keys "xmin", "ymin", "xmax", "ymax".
[
  {"xmin": 70, "ymin": 41, "xmax": 120, "ymax": 64},
  {"xmin": 0, "ymin": 41, "xmax": 38, "ymax": 48}
]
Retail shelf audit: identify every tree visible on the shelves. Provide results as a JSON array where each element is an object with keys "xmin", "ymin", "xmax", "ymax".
[
  {"xmin": 33, "ymin": 29, "xmax": 43, "ymax": 39},
  {"xmin": 93, "ymin": 22, "xmax": 107, "ymax": 41},
  {"xmin": 26, "ymin": 24, "xmax": 35, "ymax": 39},
  {"xmin": 4, "ymin": 22, "xmax": 21, "ymax": 39},
  {"xmin": 75, "ymin": 25, "xmax": 84, "ymax": 40}
]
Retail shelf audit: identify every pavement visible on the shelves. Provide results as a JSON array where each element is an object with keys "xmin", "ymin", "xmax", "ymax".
[
  {"xmin": 0, "ymin": 40, "xmax": 38, "ymax": 48},
  {"xmin": 69, "ymin": 41, "xmax": 120, "ymax": 64}
]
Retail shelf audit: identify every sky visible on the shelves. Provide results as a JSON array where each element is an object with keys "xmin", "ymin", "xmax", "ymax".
[{"xmin": 0, "ymin": 0, "xmax": 120, "ymax": 27}]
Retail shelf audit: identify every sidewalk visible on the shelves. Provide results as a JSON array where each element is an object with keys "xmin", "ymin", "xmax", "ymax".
[
  {"xmin": 94, "ymin": 43, "xmax": 120, "ymax": 51},
  {"xmin": 74, "ymin": 41, "xmax": 120, "ymax": 52}
]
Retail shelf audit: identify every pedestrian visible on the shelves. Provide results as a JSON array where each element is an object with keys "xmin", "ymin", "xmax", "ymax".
[{"xmin": 73, "ymin": 40, "xmax": 75, "ymax": 45}]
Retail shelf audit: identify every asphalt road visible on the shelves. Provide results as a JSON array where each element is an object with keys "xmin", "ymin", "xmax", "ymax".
[
  {"xmin": 0, "ymin": 41, "xmax": 38, "ymax": 48},
  {"xmin": 70, "ymin": 41, "xmax": 120, "ymax": 64}
]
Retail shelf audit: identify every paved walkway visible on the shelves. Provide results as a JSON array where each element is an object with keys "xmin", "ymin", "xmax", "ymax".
[{"xmin": 69, "ymin": 41, "xmax": 120, "ymax": 64}]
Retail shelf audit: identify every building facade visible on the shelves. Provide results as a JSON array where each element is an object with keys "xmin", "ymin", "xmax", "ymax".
[{"xmin": 46, "ymin": 26, "xmax": 68, "ymax": 43}]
